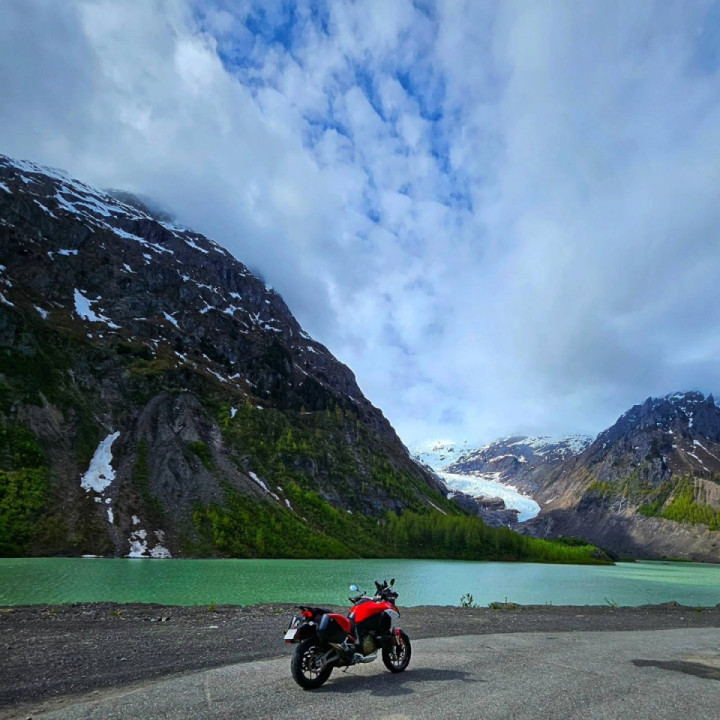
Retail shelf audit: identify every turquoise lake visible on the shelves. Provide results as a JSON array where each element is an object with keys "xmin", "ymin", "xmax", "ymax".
[{"xmin": 1, "ymin": 558, "xmax": 719, "ymax": 607}]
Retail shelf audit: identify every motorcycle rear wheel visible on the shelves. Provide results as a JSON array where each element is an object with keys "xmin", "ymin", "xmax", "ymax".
[
  {"xmin": 382, "ymin": 631, "xmax": 411, "ymax": 673},
  {"xmin": 291, "ymin": 638, "xmax": 334, "ymax": 689}
]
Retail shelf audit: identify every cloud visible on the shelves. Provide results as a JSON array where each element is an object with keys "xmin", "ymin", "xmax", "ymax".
[{"xmin": 1, "ymin": 0, "xmax": 719, "ymax": 447}]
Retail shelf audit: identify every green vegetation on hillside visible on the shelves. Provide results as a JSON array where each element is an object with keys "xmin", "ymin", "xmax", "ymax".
[
  {"xmin": 586, "ymin": 464, "xmax": 668, "ymax": 508},
  {"xmin": 218, "ymin": 400, "xmax": 455, "ymax": 514},
  {"xmin": 636, "ymin": 480, "xmax": 675, "ymax": 517},
  {"xmin": 601, "ymin": 472, "xmax": 720, "ymax": 530},
  {"xmin": 191, "ymin": 486, "xmax": 356, "ymax": 558},
  {"xmin": 378, "ymin": 512, "xmax": 609, "ymax": 564},
  {"xmin": 657, "ymin": 478, "xmax": 720, "ymax": 530},
  {"xmin": 0, "ymin": 423, "xmax": 48, "ymax": 555},
  {"xmin": 187, "ymin": 440, "xmax": 214, "ymax": 471},
  {"xmin": 190, "ymin": 482, "xmax": 611, "ymax": 564},
  {"xmin": 131, "ymin": 439, "xmax": 165, "ymax": 526}
]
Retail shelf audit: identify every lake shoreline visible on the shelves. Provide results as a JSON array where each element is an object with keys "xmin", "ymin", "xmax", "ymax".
[{"xmin": 2, "ymin": 601, "xmax": 720, "ymax": 717}]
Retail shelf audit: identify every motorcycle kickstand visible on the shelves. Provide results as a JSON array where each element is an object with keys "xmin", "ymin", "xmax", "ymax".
[{"xmin": 342, "ymin": 657, "xmax": 360, "ymax": 673}]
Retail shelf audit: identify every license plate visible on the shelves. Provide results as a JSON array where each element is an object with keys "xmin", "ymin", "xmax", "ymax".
[{"xmin": 284, "ymin": 615, "xmax": 303, "ymax": 642}]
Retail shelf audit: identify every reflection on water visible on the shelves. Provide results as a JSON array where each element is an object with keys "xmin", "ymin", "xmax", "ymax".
[{"xmin": 1, "ymin": 558, "xmax": 719, "ymax": 607}]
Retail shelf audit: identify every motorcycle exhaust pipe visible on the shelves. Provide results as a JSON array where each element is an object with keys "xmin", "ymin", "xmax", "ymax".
[{"xmin": 353, "ymin": 652, "xmax": 378, "ymax": 664}]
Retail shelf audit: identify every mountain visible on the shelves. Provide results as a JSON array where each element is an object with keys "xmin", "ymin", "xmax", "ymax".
[
  {"xmin": 411, "ymin": 439, "xmax": 474, "ymax": 470},
  {"xmin": 0, "ymin": 154, "xmax": 615, "ymax": 566},
  {"xmin": 412, "ymin": 437, "xmax": 589, "ymax": 527},
  {"xmin": 413, "ymin": 436, "xmax": 590, "ymax": 527},
  {"xmin": 521, "ymin": 392, "xmax": 720, "ymax": 562},
  {"xmin": 444, "ymin": 435, "xmax": 593, "ymax": 492},
  {"xmin": 0, "ymin": 154, "xmax": 455, "ymax": 558}
]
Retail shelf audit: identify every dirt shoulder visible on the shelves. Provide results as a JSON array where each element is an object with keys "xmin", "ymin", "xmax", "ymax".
[{"xmin": 2, "ymin": 602, "xmax": 720, "ymax": 717}]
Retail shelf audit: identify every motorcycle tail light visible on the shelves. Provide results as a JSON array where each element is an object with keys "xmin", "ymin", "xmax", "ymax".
[{"xmin": 301, "ymin": 610, "xmax": 313, "ymax": 618}]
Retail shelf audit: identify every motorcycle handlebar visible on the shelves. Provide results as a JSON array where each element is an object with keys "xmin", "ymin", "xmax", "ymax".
[
  {"xmin": 349, "ymin": 579, "xmax": 398, "ymax": 605},
  {"xmin": 374, "ymin": 579, "xmax": 398, "ymax": 600}
]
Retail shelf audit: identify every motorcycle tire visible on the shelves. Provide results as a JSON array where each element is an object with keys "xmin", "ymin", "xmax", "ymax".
[
  {"xmin": 291, "ymin": 638, "xmax": 334, "ymax": 689},
  {"xmin": 382, "ymin": 631, "xmax": 411, "ymax": 673}
]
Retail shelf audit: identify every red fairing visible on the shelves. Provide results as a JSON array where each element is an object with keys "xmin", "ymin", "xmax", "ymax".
[
  {"xmin": 327, "ymin": 613, "xmax": 352, "ymax": 633},
  {"xmin": 350, "ymin": 599, "xmax": 396, "ymax": 624}
]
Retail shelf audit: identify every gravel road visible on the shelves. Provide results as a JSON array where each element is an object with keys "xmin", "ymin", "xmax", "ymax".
[{"xmin": 2, "ymin": 602, "xmax": 720, "ymax": 718}]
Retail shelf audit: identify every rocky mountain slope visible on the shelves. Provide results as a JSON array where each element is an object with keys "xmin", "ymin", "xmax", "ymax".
[
  {"xmin": 0, "ymin": 154, "xmax": 455, "ymax": 558},
  {"xmin": 522, "ymin": 393, "xmax": 720, "ymax": 562}
]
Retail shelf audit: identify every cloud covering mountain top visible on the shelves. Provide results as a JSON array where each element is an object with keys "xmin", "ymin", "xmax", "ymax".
[{"xmin": 2, "ymin": 0, "xmax": 719, "ymax": 445}]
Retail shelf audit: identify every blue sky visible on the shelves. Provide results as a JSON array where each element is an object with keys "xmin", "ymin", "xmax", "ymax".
[{"xmin": 1, "ymin": 0, "xmax": 720, "ymax": 447}]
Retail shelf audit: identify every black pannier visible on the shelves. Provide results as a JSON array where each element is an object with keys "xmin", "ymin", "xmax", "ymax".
[{"xmin": 317, "ymin": 614, "xmax": 350, "ymax": 644}]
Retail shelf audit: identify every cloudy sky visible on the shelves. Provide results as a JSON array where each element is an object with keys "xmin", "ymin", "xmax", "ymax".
[{"xmin": 2, "ymin": 0, "xmax": 719, "ymax": 447}]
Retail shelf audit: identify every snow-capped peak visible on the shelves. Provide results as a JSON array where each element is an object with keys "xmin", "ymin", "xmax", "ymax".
[{"xmin": 411, "ymin": 439, "xmax": 473, "ymax": 470}]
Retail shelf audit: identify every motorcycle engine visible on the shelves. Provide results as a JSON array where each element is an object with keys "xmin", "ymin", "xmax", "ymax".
[{"xmin": 361, "ymin": 634, "xmax": 375, "ymax": 655}]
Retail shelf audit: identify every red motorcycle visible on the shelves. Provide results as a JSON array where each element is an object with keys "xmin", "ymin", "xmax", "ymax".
[{"xmin": 283, "ymin": 578, "xmax": 411, "ymax": 689}]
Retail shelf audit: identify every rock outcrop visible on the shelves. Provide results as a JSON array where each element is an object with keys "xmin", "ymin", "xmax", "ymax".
[{"xmin": 447, "ymin": 491, "xmax": 519, "ymax": 527}]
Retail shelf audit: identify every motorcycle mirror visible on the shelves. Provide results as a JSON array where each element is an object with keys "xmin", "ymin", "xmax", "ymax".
[
  {"xmin": 390, "ymin": 578, "xmax": 395, "ymax": 586},
  {"xmin": 349, "ymin": 584, "xmax": 358, "ymax": 592}
]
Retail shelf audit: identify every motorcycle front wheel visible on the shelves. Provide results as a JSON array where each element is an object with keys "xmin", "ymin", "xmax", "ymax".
[
  {"xmin": 291, "ymin": 638, "xmax": 334, "ymax": 689},
  {"xmin": 382, "ymin": 631, "xmax": 411, "ymax": 673}
]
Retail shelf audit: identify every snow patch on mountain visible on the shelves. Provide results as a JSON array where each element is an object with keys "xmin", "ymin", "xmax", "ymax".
[
  {"xmin": 515, "ymin": 434, "xmax": 592, "ymax": 456},
  {"xmin": 127, "ymin": 526, "xmax": 172, "ymax": 558},
  {"xmin": 74, "ymin": 289, "xmax": 120, "ymax": 329},
  {"xmin": 412, "ymin": 439, "xmax": 474, "ymax": 470},
  {"xmin": 80, "ymin": 432, "xmax": 121, "ymax": 493}
]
